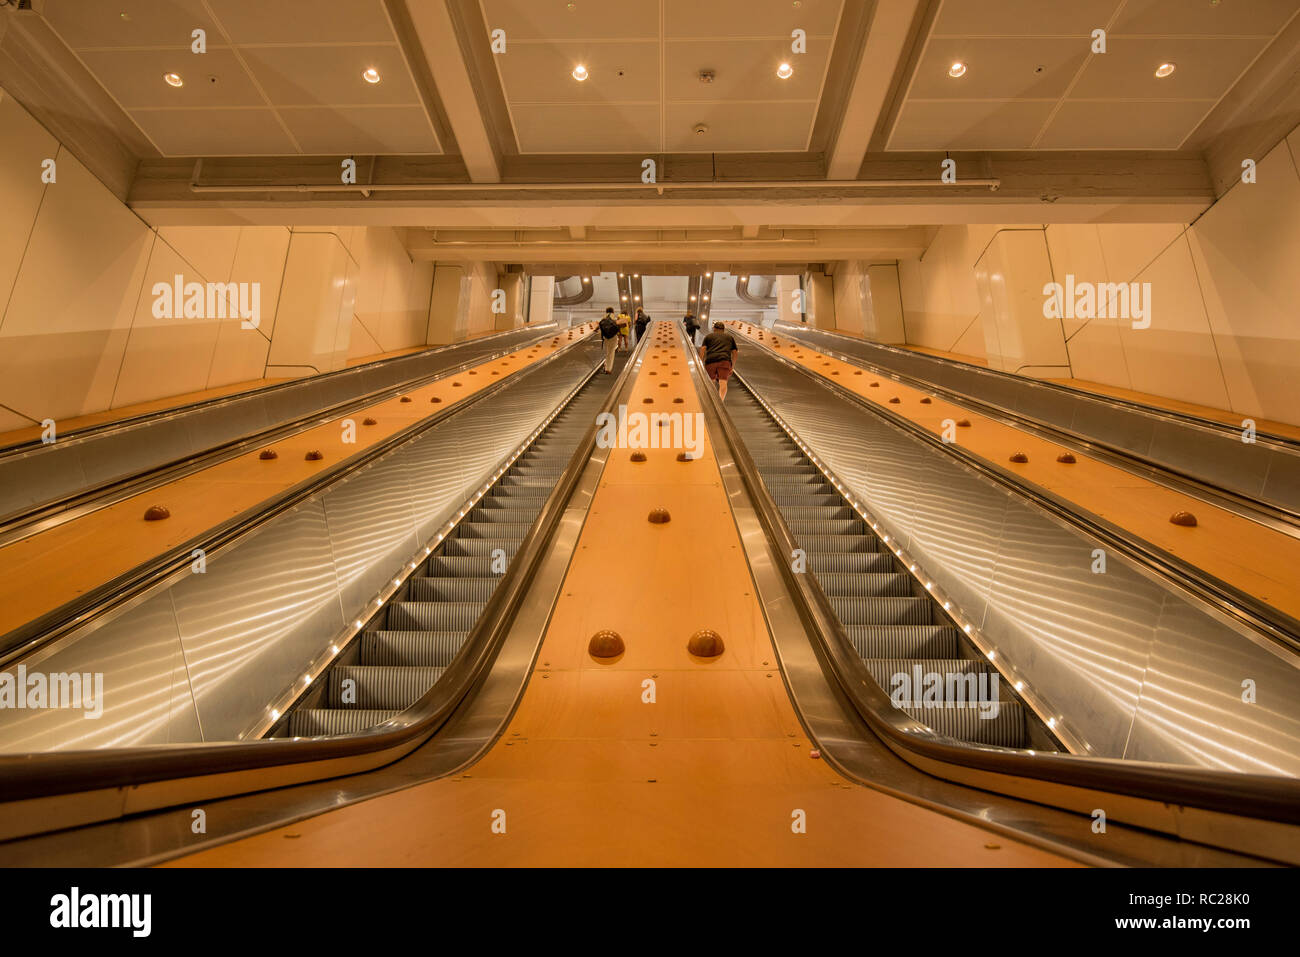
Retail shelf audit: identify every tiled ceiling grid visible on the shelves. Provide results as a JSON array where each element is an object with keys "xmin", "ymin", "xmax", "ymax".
[
  {"xmin": 39, "ymin": 0, "xmax": 442, "ymax": 156},
  {"xmin": 887, "ymin": 0, "xmax": 1300, "ymax": 151},
  {"xmin": 478, "ymin": 0, "xmax": 845, "ymax": 153}
]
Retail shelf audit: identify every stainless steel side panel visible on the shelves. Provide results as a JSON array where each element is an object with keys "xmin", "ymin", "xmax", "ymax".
[
  {"xmin": 0, "ymin": 592, "xmax": 201, "ymax": 751},
  {"xmin": 170, "ymin": 502, "xmax": 347, "ymax": 741},
  {"xmin": 776, "ymin": 323, "xmax": 1300, "ymax": 515},
  {"xmin": 0, "ymin": 346, "xmax": 595, "ymax": 751},
  {"xmin": 737, "ymin": 348, "xmax": 1300, "ymax": 775},
  {"xmin": 0, "ymin": 326, "xmax": 555, "ymax": 520}
]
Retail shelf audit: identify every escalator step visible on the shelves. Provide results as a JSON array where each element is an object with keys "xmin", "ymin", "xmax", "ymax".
[
  {"xmin": 798, "ymin": 534, "xmax": 877, "ymax": 553},
  {"xmin": 897, "ymin": 701, "xmax": 1026, "ymax": 748},
  {"xmin": 862, "ymin": 657, "xmax": 993, "ymax": 687},
  {"xmin": 787, "ymin": 518, "xmax": 866, "ymax": 536},
  {"xmin": 806, "ymin": 552, "xmax": 895, "ymax": 573},
  {"xmin": 329, "ymin": 665, "xmax": 445, "ymax": 709},
  {"xmin": 456, "ymin": 521, "xmax": 532, "ymax": 539},
  {"xmin": 772, "ymin": 492, "xmax": 842, "ymax": 508},
  {"xmin": 427, "ymin": 556, "xmax": 497, "ymax": 576},
  {"xmin": 443, "ymin": 538, "xmax": 521, "ymax": 557},
  {"xmin": 813, "ymin": 571, "xmax": 913, "ymax": 597},
  {"xmin": 408, "ymin": 577, "xmax": 500, "ymax": 602},
  {"xmin": 363, "ymin": 630, "xmax": 468, "ymax": 666},
  {"xmin": 288, "ymin": 708, "xmax": 399, "ymax": 737},
  {"xmin": 845, "ymin": 625, "xmax": 960, "ymax": 658},
  {"xmin": 778, "ymin": 505, "xmax": 855, "ymax": 520},
  {"xmin": 830, "ymin": 596, "xmax": 932, "ymax": 625},
  {"xmin": 468, "ymin": 505, "xmax": 540, "ymax": 523},
  {"xmin": 389, "ymin": 600, "xmax": 486, "ymax": 630}
]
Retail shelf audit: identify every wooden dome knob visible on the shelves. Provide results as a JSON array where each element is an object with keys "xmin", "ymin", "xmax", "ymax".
[
  {"xmin": 956, "ymin": 419, "xmax": 972, "ymax": 427},
  {"xmin": 1009, "ymin": 452, "xmax": 1029, "ymax": 463},
  {"xmin": 1056, "ymin": 452, "xmax": 1077, "ymax": 464},
  {"xmin": 630, "ymin": 451, "xmax": 647, "ymax": 462},
  {"xmin": 258, "ymin": 449, "xmax": 278, "ymax": 460},
  {"xmin": 588, "ymin": 630, "xmax": 625, "ymax": 659},
  {"xmin": 1170, "ymin": 510, "xmax": 1198, "ymax": 527},
  {"xmin": 688, "ymin": 629, "xmax": 725, "ymax": 657},
  {"xmin": 305, "ymin": 450, "xmax": 323, "ymax": 461},
  {"xmin": 363, "ymin": 417, "xmax": 378, "ymax": 425},
  {"xmin": 888, "ymin": 397, "xmax": 901, "ymax": 404},
  {"xmin": 400, "ymin": 396, "xmax": 413, "ymax": 402},
  {"xmin": 143, "ymin": 505, "xmax": 170, "ymax": 521},
  {"xmin": 676, "ymin": 452, "xmax": 695, "ymax": 462},
  {"xmin": 430, "ymin": 396, "xmax": 442, "ymax": 403},
  {"xmin": 920, "ymin": 397, "xmax": 933, "ymax": 404},
  {"xmin": 648, "ymin": 507, "xmax": 672, "ymax": 524}
]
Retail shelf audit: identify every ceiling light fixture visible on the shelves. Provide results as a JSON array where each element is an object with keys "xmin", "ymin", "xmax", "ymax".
[
  {"xmin": 163, "ymin": 72, "xmax": 183, "ymax": 87},
  {"xmin": 948, "ymin": 61, "xmax": 967, "ymax": 78},
  {"xmin": 572, "ymin": 64, "xmax": 589, "ymax": 81},
  {"xmin": 362, "ymin": 67, "xmax": 381, "ymax": 84},
  {"xmin": 1154, "ymin": 62, "xmax": 1176, "ymax": 78},
  {"xmin": 776, "ymin": 62, "xmax": 793, "ymax": 80}
]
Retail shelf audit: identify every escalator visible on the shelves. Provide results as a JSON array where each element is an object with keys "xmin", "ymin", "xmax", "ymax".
[
  {"xmin": 279, "ymin": 357, "xmax": 626, "ymax": 736},
  {"xmin": 725, "ymin": 380, "xmax": 1056, "ymax": 751}
]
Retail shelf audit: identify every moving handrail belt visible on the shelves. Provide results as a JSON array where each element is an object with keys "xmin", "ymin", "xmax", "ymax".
[{"xmin": 0, "ymin": 326, "xmax": 646, "ymax": 840}]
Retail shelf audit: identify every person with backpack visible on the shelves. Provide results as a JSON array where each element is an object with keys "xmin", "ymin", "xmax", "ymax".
[
  {"xmin": 699, "ymin": 321, "xmax": 739, "ymax": 401},
  {"xmin": 598, "ymin": 308, "xmax": 619, "ymax": 373},
  {"xmin": 616, "ymin": 309, "xmax": 632, "ymax": 350},
  {"xmin": 634, "ymin": 308, "xmax": 650, "ymax": 343},
  {"xmin": 683, "ymin": 312, "xmax": 700, "ymax": 346}
]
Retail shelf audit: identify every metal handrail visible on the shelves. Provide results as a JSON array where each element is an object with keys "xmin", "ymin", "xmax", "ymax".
[
  {"xmin": 755, "ymin": 324, "xmax": 1300, "ymax": 534},
  {"xmin": 772, "ymin": 321, "xmax": 1300, "ymax": 452},
  {"xmin": 0, "ymin": 326, "xmax": 647, "ymax": 813},
  {"xmin": 0, "ymin": 331, "xmax": 596, "ymax": 667},
  {"xmin": 739, "ymin": 339, "xmax": 1300, "ymax": 657},
  {"xmin": 687, "ymin": 335, "xmax": 1300, "ymax": 828}
]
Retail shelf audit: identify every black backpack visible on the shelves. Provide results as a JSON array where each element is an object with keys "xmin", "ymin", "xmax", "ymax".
[{"xmin": 599, "ymin": 316, "xmax": 619, "ymax": 339}]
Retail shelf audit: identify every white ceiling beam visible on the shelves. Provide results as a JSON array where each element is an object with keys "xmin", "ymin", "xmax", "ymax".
[
  {"xmin": 826, "ymin": 0, "xmax": 923, "ymax": 180},
  {"xmin": 402, "ymin": 0, "xmax": 500, "ymax": 182}
]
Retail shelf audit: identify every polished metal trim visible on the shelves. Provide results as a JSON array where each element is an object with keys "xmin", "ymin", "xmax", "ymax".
[
  {"xmin": 0, "ymin": 323, "xmax": 552, "ymax": 456},
  {"xmin": 0, "ymin": 330, "xmax": 648, "ymax": 853},
  {"xmin": 682, "ymin": 326, "xmax": 1300, "ymax": 862},
  {"xmin": 678, "ymin": 324, "xmax": 1281, "ymax": 866},
  {"xmin": 762, "ymin": 324, "xmax": 1300, "ymax": 536},
  {"xmin": 0, "ymin": 326, "xmax": 564, "ymax": 548},
  {"xmin": 743, "ymin": 336, "xmax": 1300, "ymax": 657},
  {"xmin": 0, "ymin": 332, "xmax": 597, "ymax": 669},
  {"xmin": 773, "ymin": 322, "xmax": 1300, "ymax": 451}
]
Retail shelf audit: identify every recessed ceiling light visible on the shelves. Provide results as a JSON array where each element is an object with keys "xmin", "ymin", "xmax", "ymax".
[
  {"xmin": 1154, "ymin": 62, "xmax": 1176, "ymax": 78},
  {"xmin": 776, "ymin": 62, "xmax": 793, "ymax": 80},
  {"xmin": 690, "ymin": 294, "xmax": 697, "ymax": 301},
  {"xmin": 705, "ymin": 272, "xmax": 712, "ymax": 277},
  {"xmin": 572, "ymin": 64, "xmax": 589, "ymax": 81},
  {"xmin": 163, "ymin": 72, "xmax": 183, "ymax": 87},
  {"xmin": 948, "ymin": 61, "xmax": 967, "ymax": 78},
  {"xmin": 582, "ymin": 277, "xmax": 589, "ymax": 283},
  {"xmin": 362, "ymin": 67, "xmax": 381, "ymax": 84}
]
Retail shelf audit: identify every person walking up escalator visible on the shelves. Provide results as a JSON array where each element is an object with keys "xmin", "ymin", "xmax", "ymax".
[
  {"xmin": 599, "ymin": 308, "xmax": 619, "ymax": 373},
  {"xmin": 683, "ymin": 312, "xmax": 700, "ymax": 347}
]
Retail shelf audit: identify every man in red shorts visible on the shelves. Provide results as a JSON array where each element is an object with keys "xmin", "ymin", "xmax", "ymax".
[{"xmin": 699, "ymin": 321, "xmax": 739, "ymax": 401}]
